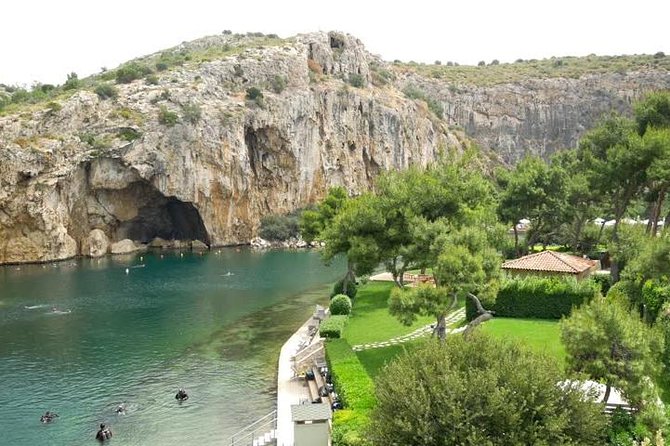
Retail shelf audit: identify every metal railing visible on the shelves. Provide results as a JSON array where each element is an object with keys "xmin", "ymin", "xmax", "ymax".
[{"xmin": 228, "ymin": 410, "xmax": 277, "ymax": 446}]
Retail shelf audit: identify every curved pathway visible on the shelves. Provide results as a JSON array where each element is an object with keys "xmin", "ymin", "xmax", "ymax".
[{"xmin": 351, "ymin": 308, "xmax": 466, "ymax": 352}]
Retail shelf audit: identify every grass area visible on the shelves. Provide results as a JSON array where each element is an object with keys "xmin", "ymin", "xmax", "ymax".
[
  {"xmin": 480, "ymin": 317, "xmax": 566, "ymax": 366},
  {"xmin": 356, "ymin": 340, "xmax": 424, "ymax": 379},
  {"xmin": 343, "ymin": 281, "xmax": 434, "ymax": 345}
]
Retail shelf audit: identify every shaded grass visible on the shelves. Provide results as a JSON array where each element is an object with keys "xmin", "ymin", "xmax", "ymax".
[
  {"xmin": 356, "ymin": 340, "xmax": 424, "ymax": 379},
  {"xmin": 480, "ymin": 317, "xmax": 566, "ymax": 366},
  {"xmin": 344, "ymin": 281, "xmax": 434, "ymax": 345}
]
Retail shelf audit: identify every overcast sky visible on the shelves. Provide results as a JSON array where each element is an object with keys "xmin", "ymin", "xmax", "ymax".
[{"xmin": 2, "ymin": 0, "xmax": 668, "ymax": 86}]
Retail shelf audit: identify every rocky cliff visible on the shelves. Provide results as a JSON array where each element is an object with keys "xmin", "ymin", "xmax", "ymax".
[
  {"xmin": 401, "ymin": 69, "xmax": 670, "ymax": 162},
  {"xmin": 0, "ymin": 32, "xmax": 461, "ymax": 264},
  {"xmin": 1, "ymin": 32, "xmax": 669, "ymax": 264}
]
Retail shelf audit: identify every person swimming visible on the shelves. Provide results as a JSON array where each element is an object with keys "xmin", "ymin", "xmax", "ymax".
[
  {"xmin": 40, "ymin": 411, "xmax": 58, "ymax": 423},
  {"xmin": 96, "ymin": 423, "xmax": 113, "ymax": 441},
  {"xmin": 114, "ymin": 404, "xmax": 125, "ymax": 414},
  {"xmin": 175, "ymin": 388, "xmax": 189, "ymax": 401}
]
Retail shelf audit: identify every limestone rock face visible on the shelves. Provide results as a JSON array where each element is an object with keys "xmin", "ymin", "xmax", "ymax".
[
  {"xmin": 0, "ymin": 32, "xmax": 458, "ymax": 264},
  {"xmin": 1, "ymin": 31, "xmax": 669, "ymax": 264},
  {"xmin": 110, "ymin": 239, "xmax": 140, "ymax": 255},
  {"xmin": 84, "ymin": 229, "xmax": 109, "ymax": 257},
  {"xmin": 402, "ymin": 71, "xmax": 670, "ymax": 163}
]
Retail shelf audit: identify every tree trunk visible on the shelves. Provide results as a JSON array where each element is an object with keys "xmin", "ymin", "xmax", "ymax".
[
  {"xmin": 343, "ymin": 261, "xmax": 355, "ymax": 294},
  {"xmin": 602, "ymin": 383, "xmax": 612, "ymax": 404},
  {"xmin": 432, "ymin": 313, "xmax": 447, "ymax": 341},
  {"xmin": 651, "ymin": 188, "xmax": 666, "ymax": 236},
  {"xmin": 513, "ymin": 225, "xmax": 519, "ymax": 258}
]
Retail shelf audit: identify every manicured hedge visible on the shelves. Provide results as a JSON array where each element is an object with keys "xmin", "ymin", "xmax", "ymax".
[
  {"xmin": 326, "ymin": 339, "xmax": 376, "ymax": 446},
  {"xmin": 320, "ymin": 315, "xmax": 349, "ymax": 338},
  {"xmin": 466, "ymin": 276, "xmax": 599, "ymax": 320},
  {"xmin": 330, "ymin": 294, "xmax": 352, "ymax": 315}
]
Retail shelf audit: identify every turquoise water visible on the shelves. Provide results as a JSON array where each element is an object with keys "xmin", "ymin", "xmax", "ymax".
[{"xmin": 0, "ymin": 249, "xmax": 343, "ymax": 445}]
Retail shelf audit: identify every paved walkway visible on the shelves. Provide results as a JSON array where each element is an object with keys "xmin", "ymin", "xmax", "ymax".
[
  {"xmin": 275, "ymin": 317, "xmax": 319, "ymax": 446},
  {"xmin": 351, "ymin": 308, "xmax": 466, "ymax": 352}
]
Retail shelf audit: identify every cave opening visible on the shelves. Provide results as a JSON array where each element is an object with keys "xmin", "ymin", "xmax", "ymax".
[{"xmin": 114, "ymin": 189, "xmax": 210, "ymax": 246}]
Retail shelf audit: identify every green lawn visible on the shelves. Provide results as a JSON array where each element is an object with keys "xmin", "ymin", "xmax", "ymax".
[
  {"xmin": 480, "ymin": 318, "xmax": 566, "ymax": 366},
  {"xmin": 343, "ymin": 281, "xmax": 435, "ymax": 345},
  {"xmin": 356, "ymin": 340, "xmax": 424, "ymax": 379}
]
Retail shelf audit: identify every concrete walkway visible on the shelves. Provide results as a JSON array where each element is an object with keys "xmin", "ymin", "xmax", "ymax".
[
  {"xmin": 275, "ymin": 317, "xmax": 319, "ymax": 446},
  {"xmin": 351, "ymin": 308, "xmax": 466, "ymax": 352}
]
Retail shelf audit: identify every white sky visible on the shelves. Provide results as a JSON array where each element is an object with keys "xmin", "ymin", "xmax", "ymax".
[{"xmin": 2, "ymin": 0, "xmax": 669, "ymax": 86}]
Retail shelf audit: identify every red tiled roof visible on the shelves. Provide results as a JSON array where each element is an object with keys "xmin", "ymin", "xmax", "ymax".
[{"xmin": 502, "ymin": 251, "xmax": 597, "ymax": 274}]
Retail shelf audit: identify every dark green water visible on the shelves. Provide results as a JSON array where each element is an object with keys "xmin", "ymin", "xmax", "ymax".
[{"xmin": 0, "ymin": 248, "xmax": 343, "ymax": 445}]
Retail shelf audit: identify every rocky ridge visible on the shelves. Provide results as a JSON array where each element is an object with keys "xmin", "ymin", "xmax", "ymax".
[
  {"xmin": 1, "ymin": 32, "xmax": 669, "ymax": 264},
  {"xmin": 0, "ymin": 32, "xmax": 461, "ymax": 264}
]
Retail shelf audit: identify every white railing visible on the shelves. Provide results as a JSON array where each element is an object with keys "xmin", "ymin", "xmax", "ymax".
[{"xmin": 229, "ymin": 410, "xmax": 277, "ymax": 446}]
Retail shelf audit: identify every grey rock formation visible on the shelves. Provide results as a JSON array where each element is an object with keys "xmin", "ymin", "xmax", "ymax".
[
  {"xmin": 401, "ymin": 71, "xmax": 670, "ymax": 163},
  {"xmin": 0, "ymin": 32, "xmax": 459, "ymax": 264},
  {"xmin": 84, "ymin": 229, "xmax": 109, "ymax": 258},
  {"xmin": 110, "ymin": 239, "xmax": 142, "ymax": 255}
]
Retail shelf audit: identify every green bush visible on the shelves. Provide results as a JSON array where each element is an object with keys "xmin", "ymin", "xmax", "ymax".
[
  {"xmin": 326, "ymin": 339, "xmax": 376, "ymax": 445},
  {"xmin": 348, "ymin": 74, "xmax": 366, "ymax": 88},
  {"xmin": 115, "ymin": 62, "xmax": 152, "ymax": 84},
  {"xmin": 181, "ymin": 103, "xmax": 202, "ymax": 124},
  {"xmin": 94, "ymin": 83, "xmax": 118, "ymax": 100},
  {"xmin": 466, "ymin": 276, "xmax": 599, "ymax": 320},
  {"xmin": 246, "ymin": 86, "xmax": 263, "ymax": 100},
  {"xmin": 591, "ymin": 273, "xmax": 612, "ymax": 295},
  {"xmin": 63, "ymin": 72, "xmax": 80, "ymax": 90},
  {"xmin": 330, "ymin": 294, "xmax": 352, "ymax": 315},
  {"xmin": 258, "ymin": 214, "xmax": 299, "ymax": 241},
  {"xmin": 158, "ymin": 106, "xmax": 178, "ymax": 126},
  {"xmin": 332, "ymin": 278, "xmax": 358, "ymax": 299},
  {"xmin": 320, "ymin": 315, "xmax": 349, "ymax": 338},
  {"xmin": 118, "ymin": 128, "xmax": 141, "ymax": 142},
  {"xmin": 145, "ymin": 74, "xmax": 159, "ymax": 85},
  {"xmin": 270, "ymin": 75, "xmax": 287, "ymax": 93}
]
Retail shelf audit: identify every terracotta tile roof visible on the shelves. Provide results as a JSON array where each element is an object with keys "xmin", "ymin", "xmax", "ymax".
[{"xmin": 502, "ymin": 251, "xmax": 597, "ymax": 274}]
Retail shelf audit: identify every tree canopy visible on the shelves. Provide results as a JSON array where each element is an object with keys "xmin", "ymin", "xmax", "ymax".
[{"xmin": 368, "ymin": 334, "xmax": 607, "ymax": 446}]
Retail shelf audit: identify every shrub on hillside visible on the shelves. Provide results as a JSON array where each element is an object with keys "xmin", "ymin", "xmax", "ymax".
[
  {"xmin": 330, "ymin": 294, "xmax": 352, "ymax": 315},
  {"xmin": 348, "ymin": 74, "xmax": 366, "ymax": 88},
  {"xmin": 320, "ymin": 315, "xmax": 349, "ymax": 339},
  {"xmin": 115, "ymin": 62, "xmax": 152, "ymax": 84},
  {"xmin": 466, "ymin": 276, "xmax": 599, "ymax": 320},
  {"xmin": 181, "ymin": 103, "xmax": 202, "ymax": 124},
  {"xmin": 94, "ymin": 83, "xmax": 118, "ymax": 100},
  {"xmin": 270, "ymin": 75, "xmax": 287, "ymax": 93},
  {"xmin": 158, "ymin": 106, "xmax": 178, "ymax": 127},
  {"xmin": 332, "ymin": 278, "xmax": 357, "ymax": 300}
]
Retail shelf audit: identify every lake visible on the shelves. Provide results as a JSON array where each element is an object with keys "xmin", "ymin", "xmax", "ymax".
[{"xmin": 0, "ymin": 248, "xmax": 343, "ymax": 445}]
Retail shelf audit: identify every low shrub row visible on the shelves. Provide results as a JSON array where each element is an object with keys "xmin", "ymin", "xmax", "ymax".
[
  {"xmin": 326, "ymin": 339, "xmax": 376, "ymax": 446},
  {"xmin": 466, "ymin": 276, "xmax": 599, "ymax": 320},
  {"xmin": 320, "ymin": 315, "xmax": 349, "ymax": 339}
]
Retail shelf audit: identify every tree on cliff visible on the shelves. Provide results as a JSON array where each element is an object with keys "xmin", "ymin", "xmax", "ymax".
[{"xmin": 368, "ymin": 334, "xmax": 607, "ymax": 446}]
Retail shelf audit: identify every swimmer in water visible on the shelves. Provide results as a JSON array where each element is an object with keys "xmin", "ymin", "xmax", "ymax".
[
  {"xmin": 175, "ymin": 388, "xmax": 189, "ymax": 401},
  {"xmin": 96, "ymin": 423, "xmax": 112, "ymax": 441},
  {"xmin": 115, "ymin": 405, "xmax": 125, "ymax": 415},
  {"xmin": 40, "ymin": 411, "xmax": 58, "ymax": 423}
]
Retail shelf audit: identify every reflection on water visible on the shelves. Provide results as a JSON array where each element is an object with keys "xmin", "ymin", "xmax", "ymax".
[{"xmin": 0, "ymin": 248, "xmax": 342, "ymax": 445}]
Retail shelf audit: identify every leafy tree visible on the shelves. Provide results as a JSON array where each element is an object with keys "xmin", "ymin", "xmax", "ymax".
[
  {"xmin": 560, "ymin": 296, "xmax": 664, "ymax": 424},
  {"xmin": 634, "ymin": 91, "xmax": 670, "ymax": 136},
  {"xmin": 390, "ymin": 226, "xmax": 500, "ymax": 340},
  {"xmin": 578, "ymin": 115, "xmax": 656, "ymax": 280},
  {"xmin": 368, "ymin": 334, "xmax": 608, "ymax": 446},
  {"xmin": 299, "ymin": 186, "xmax": 348, "ymax": 243},
  {"xmin": 321, "ymin": 194, "xmax": 385, "ymax": 292},
  {"xmin": 496, "ymin": 155, "xmax": 567, "ymax": 255}
]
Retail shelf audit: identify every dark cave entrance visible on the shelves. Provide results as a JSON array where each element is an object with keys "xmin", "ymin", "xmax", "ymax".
[{"xmin": 116, "ymin": 192, "xmax": 210, "ymax": 246}]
